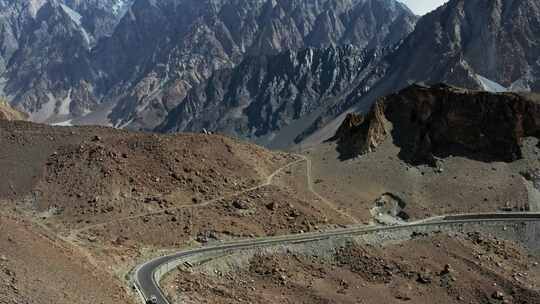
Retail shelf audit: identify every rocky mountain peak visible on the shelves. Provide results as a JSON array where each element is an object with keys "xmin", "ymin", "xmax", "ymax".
[
  {"xmin": 2, "ymin": 0, "xmax": 416, "ymax": 139},
  {"xmin": 158, "ymin": 45, "xmax": 386, "ymax": 148},
  {"xmin": 4, "ymin": 0, "xmax": 97, "ymax": 122},
  {"xmin": 383, "ymin": 0, "xmax": 540, "ymax": 92},
  {"xmin": 94, "ymin": 0, "xmax": 417, "ymax": 131}
]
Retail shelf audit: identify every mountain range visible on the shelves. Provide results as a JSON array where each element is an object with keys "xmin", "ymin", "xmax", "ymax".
[{"xmin": 2, "ymin": 0, "xmax": 540, "ymax": 148}]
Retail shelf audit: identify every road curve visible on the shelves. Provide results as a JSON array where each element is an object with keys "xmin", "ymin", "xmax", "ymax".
[{"xmin": 132, "ymin": 212, "xmax": 540, "ymax": 304}]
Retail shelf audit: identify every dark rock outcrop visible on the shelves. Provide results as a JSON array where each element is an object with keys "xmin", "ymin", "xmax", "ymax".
[
  {"xmin": 317, "ymin": 0, "xmax": 540, "ymax": 150},
  {"xmin": 333, "ymin": 84, "xmax": 540, "ymax": 165}
]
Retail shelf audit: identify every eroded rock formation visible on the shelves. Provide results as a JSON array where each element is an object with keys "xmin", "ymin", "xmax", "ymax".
[{"xmin": 333, "ymin": 84, "xmax": 540, "ymax": 164}]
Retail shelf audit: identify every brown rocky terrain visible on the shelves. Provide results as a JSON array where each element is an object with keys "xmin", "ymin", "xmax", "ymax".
[
  {"xmin": 332, "ymin": 84, "xmax": 540, "ymax": 165},
  {"xmin": 83, "ymin": 183, "xmax": 350, "ymax": 250},
  {"xmin": 0, "ymin": 209, "xmax": 133, "ymax": 304},
  {"xmin": 0, "ymin": 120, "xmax": 293, "ymax": 229},
  {"xmin": 2, "ymin": 84, "xmax": 540, "ymax": 303},
  {"xmin": 164, "ymin": 232, "xmax": 540, "ymax": 304},
  {"xmin": 300, "ymin": 84, "xmax": 540, "ymax": 224},
  {"xmin": 0, "ymin": 118, "xmax": 299, "ymax": 302},
  {"xmin": 0, "ymin": 119, "xmax": 353, "ymax": 301}
]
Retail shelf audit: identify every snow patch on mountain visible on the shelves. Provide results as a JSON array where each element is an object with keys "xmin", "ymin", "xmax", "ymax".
[
  {"xmin": 57, "ymin": 89, "xmax": 72, "ymax": 116},
  {"xmin": 475, "ymin": 73, "xmax": 535, "ymax": 93},
  {"xmin": 60, "ymin": 4, "xmax": 82, "ymax": 25},
  {"xmin": 60, "ymin": 4, "xmax": 92, "ymax": 46},
  {"xmin": 28, "ymin": 0, "xmax": 48, "ymax": 18},
  {"xmin": 476, "ymin": 75, "xmax": 508, "ymax": 93},
  {"xmin": 52, "ymin": 119, "xmax": 73, "ymax": 126}
]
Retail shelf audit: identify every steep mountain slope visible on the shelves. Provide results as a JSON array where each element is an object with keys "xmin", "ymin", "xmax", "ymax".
[
  {"xmin": 0, "ymin": 1, "xmax": 43, "ymax": 74},
  {"xmin": 0, "ymin": 0, "xmax": 133, "ymax": 124},
  {"xmin": 5, "ymin": 0, "xmax": 98, "ymax": 123},
  {"xmin": 0, "ymin": 0, "xmax": 417, "ymax": 131},
  {"xmin": 159, "ymin": 45, "xmax": 386, "ymax": 147},
  {"xmin": 62, "ymin": 0, "xmax": 133, "ymax": 38},
  {"xmin": 95, "ymin": 0, "xmax": 417, "ymax": 131},
  {"xmin": 0, "ymin": 0, "xmax": 129, "ymax": 74},
  {"xmin": 380, "ymin": 0, "xmax": 540, "ymax": 92},
  {"xmin": 304, "ymin": 0, "xmax": 540, "ymax": 147},
  {"xmin": 0, "ymin": 100, "xmax": 27, "ymax": 121}
]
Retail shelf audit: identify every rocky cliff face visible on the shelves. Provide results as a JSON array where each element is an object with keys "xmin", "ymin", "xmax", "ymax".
[
  {"xmin": 0, "ymin": 1, "xmax": 41, "ymax": 74},
  {"xmin": 309, "ymin": 0, "xmax": 540, "ymax": 149},
  {"xmin": 0, "ymin": 0, "xmax": 417, "ymax": 130},
  {"xmin": 97, "ymin": 0, "xmax": 417, "ymax": 131},
  {"xmin": 5, "ymin": 0, "xmax": 98, "ymax": 122},
  {"xmin": 0, "ymin": 0, "xmax": 132, "ymax": 123},
  {"xmin": 378, "ymin": 0, "xmax": 540, "ymax": 92},
  {"xmin": 63, "ymin": 0, "xmax": 133, "ymax": 38},
  {"xmin": 0, "ymin": 0, "xmax": 128, "ymax": 72},
  {"xmin": 332, "ymin": 84, "xmax": 540, "ymax": 165},
  {"xmin": 9, "ymin": 0, "xmax": 540, "ymax": 151},
  {"xmin": 158, "ymin": 45, "xmax": 386, "ymax": 147}
]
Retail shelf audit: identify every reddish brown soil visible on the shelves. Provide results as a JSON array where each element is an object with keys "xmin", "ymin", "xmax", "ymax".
[
  {"xmin": 0, "ymin": 120, "xmax": 292, "ymax": 230},
  {"xmin": 0, "ymin": 211, "xmax": 133, "ymax": 304},
  {"xmin": 2, "ymin": 119, "xmax": 539, "ymax": 304},
  {"xmin": 0, "ymin": 120, "xmax": 313, "ymax": 303},
  {"xmin": 165, "ymin": 233, "xmax": 540, "ymax": 304},
  {"xmin": 85, "ymin": 184, "xmax": 350, "ymax": 249},
  {"xmin": 307, "ymin": 139, "xmax": 536, "ymax": 223}
]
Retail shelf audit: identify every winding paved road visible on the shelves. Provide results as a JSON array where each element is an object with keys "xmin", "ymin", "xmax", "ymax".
[{"xmin": 132, "ymin": 212, "xmax": 540, "ymax": 304}]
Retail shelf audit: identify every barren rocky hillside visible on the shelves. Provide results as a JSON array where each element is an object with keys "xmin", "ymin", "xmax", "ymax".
[
  {"xmin": 159, "ymin": 45, "xmax": 385, "ymax": 148},
  {"xmin": 0, "ymin": 0, "xmax": 417, "ymax": 132},
  {"xmin": 1, "ymin": 87, "xmax": 540, "ymax": 303},
  {"xmin": 304, "ymin": 0, "xmax": 540, "ymax": 146},
  {"xmin": 1, "ymin": 1, "xmax": 540, "ymax": 304},
  {"xmin": 381, "ymin": 0, "xmax": 540, "ymax": 91},
  {"xmin": 0, "ymin": 119, "xmax": 353, "ymax": 295},
  {"xmin": 299, "ymin": 84, "xmax": 540, "ymax": 224},
  {"xmin": 0, "ymin": 210, "xmax": 134, "ymax": 304},
  {"xmin": 164, "ymin": 233, "xmax": 540, "ymax": 304},
  {"xmin": 0, "ymin": 120, "xmax": 294, "ymax": 229}
]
